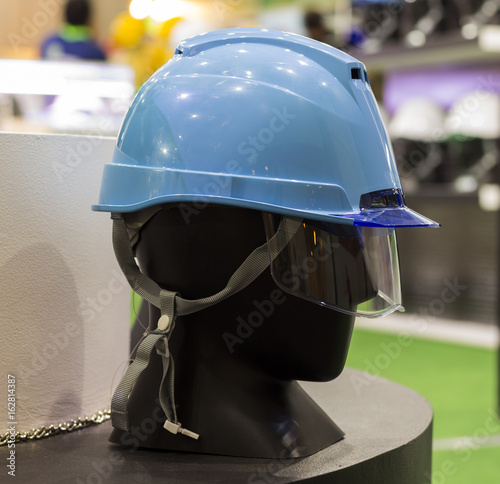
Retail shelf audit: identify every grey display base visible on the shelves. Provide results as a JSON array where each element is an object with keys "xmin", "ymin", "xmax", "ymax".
[{"xmin": 1, "ymin": 368, "xmax": 433, "ymax": 483}]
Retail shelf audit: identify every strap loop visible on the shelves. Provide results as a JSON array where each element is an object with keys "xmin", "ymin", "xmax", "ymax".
[{"xmin": 111, "ymin": 331, "xmax": 164, "ymax": 431}]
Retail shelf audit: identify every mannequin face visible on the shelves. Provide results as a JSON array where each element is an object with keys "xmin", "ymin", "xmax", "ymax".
[{"xmin": 133, "ymin": 204, "xmax": 355, "ymax": 382}]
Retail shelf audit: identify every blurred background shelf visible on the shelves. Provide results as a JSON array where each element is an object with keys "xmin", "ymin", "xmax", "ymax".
[{"xmin": 359, "ymin": 27, "xmax": 500, "ymax": 72}]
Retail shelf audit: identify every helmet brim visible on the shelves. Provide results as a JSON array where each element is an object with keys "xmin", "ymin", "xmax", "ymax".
[{"xmin": 335, "ymin": 207, "xmax": 440, "ymax": 228}]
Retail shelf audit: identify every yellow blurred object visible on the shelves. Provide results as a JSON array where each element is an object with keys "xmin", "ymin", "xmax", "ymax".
[
  {"xmin": 109, "ymin": 10, "xmax": 188, "ymax": 89},
  {"xmin": 159, "ymin": 17, "xmax": 183, "ymax": 39},
  {"xmin": 111, "ymin": 12, "xmax": 146, "ymax": 48},
  {"xmin": 126, "ymin": 43, "xmax": 173, "ymax": 87},
  {"xmin": 144, "ymin": 43, "xmax": 171, "ymax": 76}
]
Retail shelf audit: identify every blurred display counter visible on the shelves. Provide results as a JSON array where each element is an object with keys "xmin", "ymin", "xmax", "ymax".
[
  {"xmin": 0, "ymin": 369, "xmax": 433, "ymax": 484},
  {"xmin": 0, "ymin": 59, "xmax": 134, "ymax": 136}
]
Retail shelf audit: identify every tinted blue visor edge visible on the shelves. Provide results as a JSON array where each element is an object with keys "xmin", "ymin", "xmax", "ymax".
[{"xmin": 335, "ymin": 207, "xmax": 440, "ymax": 228}]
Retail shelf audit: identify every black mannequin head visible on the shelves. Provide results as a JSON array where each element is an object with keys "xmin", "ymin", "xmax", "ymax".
[{"xmin": 110, "ymin": 203, "xmax": 355, "ymax": 458}]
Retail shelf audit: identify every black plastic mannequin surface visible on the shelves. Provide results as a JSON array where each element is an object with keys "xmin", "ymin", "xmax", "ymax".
[{"xmin": 110, "ymin": 204, "xmax": 355, "ymax": 458}]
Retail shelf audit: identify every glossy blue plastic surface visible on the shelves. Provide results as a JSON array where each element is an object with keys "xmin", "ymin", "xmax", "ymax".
[{"xmin": 93, "ymin": 28, "xmax": 437, "ymax": 228}]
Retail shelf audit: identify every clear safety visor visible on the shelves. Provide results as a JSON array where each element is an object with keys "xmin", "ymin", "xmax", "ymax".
[{"xmin": 263, "ymin": 213, "xmax": 403, "ymax": 318}]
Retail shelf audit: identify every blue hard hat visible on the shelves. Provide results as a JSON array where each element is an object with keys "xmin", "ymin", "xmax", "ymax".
[{"xmin": 93, "ymin": 28, "xmax": 438, "ymax": 229}]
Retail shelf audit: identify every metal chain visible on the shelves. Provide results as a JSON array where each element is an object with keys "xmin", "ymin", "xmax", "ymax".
[{"xmin": 0, "ymin": 409, "xmax": 111, "ymax": 446}]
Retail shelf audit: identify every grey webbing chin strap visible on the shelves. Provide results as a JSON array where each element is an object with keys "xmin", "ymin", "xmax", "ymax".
[{"xmin": 110, "ymin": 212, "xmax": 300, "ymax": 440}]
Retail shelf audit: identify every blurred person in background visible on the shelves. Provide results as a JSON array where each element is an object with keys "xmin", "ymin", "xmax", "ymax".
[
  {"xmin": 41, "ymin": 0, "xmax": 106, "ymax": 61},
  {"xmin": 303, "ymin": 10, "xmax": 338, "ymax": 48}
]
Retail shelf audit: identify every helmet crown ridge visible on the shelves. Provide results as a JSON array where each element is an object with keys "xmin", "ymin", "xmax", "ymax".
[
  {"xmin": 93, "ymin": 28, "xmax": 437, "ymax": 228},
  {"xmin": 176, "ymin": 28, "xmax": 359, "ymax": 72}
]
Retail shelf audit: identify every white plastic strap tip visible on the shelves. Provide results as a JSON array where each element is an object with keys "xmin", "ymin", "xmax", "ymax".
[
  {"xmin": 164, "ymin": 420, "xmax": 199, "ymax": 440},
  {"xmin": 180, "ymin": 428, "xmax": 200, "ymax": 440}
]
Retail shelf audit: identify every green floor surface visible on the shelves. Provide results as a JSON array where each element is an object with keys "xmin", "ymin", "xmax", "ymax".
[
  {"xmin": 432, "ymin": 447, "xmax": 500, "ymax": 484},
  {"xmin": 346, "ymin": 327, "xmax": 500, "ymax": 484}
]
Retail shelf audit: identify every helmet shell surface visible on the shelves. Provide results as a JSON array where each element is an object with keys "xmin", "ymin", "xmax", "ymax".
[{"xmin": 94, "ymin": 28, "xmax": 436, "ymax": 227}]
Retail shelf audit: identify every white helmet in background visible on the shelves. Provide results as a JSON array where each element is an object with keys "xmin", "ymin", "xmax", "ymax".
[
  {"xmin": 445, "ymin": 91, "xmax": 500, "ymax": 139},
  {"xmin": 389, "ymin": 98, "xmax": 446, "ymax": 142}
]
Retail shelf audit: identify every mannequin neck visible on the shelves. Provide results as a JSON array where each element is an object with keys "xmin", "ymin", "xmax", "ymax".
[{"xmin": 110, "ymin": 301, "xmax": 346, "ymax": 458}]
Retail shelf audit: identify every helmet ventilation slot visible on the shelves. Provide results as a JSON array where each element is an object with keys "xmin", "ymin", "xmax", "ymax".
[
  {"xmin": 351, "ymin": 68, "xmax": 362, "ymax": 80},
  {"xmin": 351, "ymin": 67, "xmax": 370, "ymax": 84}
]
